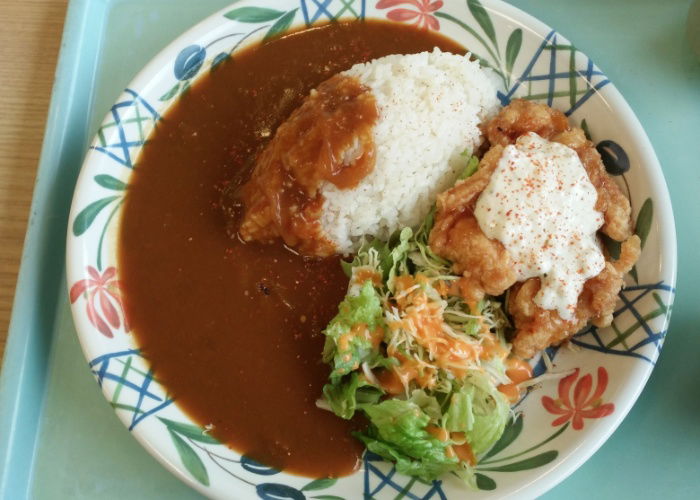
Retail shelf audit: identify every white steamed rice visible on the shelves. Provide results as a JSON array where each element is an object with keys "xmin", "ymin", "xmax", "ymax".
[{"xmin": 319, "ymin": 48, "xmax": 498, "ymax": 253}]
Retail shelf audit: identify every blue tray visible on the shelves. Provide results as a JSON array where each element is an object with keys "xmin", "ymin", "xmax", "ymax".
[{"xmin": 1, "ymin": 0, "xmax": 698, "ymax": 498}]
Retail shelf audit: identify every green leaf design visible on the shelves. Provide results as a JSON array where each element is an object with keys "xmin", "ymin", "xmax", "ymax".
[
  {"xmin": 580, "ymin": 119, "xmax": 592, "ymax": 141},
  {"xmin": 210, "ymin": 52, "xmax": 229, "ymax": 72},
  {"xmin": 481, "ymin": 414, "xmax": 523, "ymax": 460},
  {"xmin": 602, "ymin": 234, "xmax": 622, "ymax": 260},
  {"xmin": 629, "ymin": 266, "xmax": 639, "ymax": 283},
  {"xmin": 635, "ymin": 198, "xmax": 653, "ymax": 249},
  {"xmin": 263, "ymin": 9, "xmax": 297, "ymax": 42},
  {"xmin": 504, "ymin": 29, "xmax": 522, "ymax": 75},
  {"xmin": 95, "ymin": 174, "xmax": 127, "ymax": 191},
  {"xmin": 433, "ymin": 12, "xmax": 506, "ymax": 89},
  {"xmin": 159, "ymin": 417, "xmax": 220, "ymax": 444},
  {"xmin": 479, "ymin": 450, "xmax": 558, "ymax": 472},
  {"xmin": 168, "ymin": 429, "xmax": 209, "ymax": 485},
  {"xmin": 311, "ymin": 496, "xmax": 345, "ymax": 500},
  {"xmin": 476, "ymin": 56, "xmax": 492, "ymax": 69},
  {"xmin": 302, "ymin": 478, "xmax": 337, "ymax": 491},
  {"xmin": 72, "ymin": 195, "xmax": 120, "ymax": 236},
  {"xmin": 467, "ymin": 0, "xmax": 498, "ymax": 49},
  {"xmin": 224, "ymin": 7, "xmax": 285, "ymax": 22},
  {"xmin": 475, "ymin": 473, "xmax": 496, "ymax": 490},
  {"xmin": 181, "ymin": 80, "xmax": 192, "ymax": 97},
  {"xmin": 303, "ymin": 479, "xmax": 337, "ymax": 492},
  {"xmin": 159, "ymin": 82, "xmax": 180, "ymax": 101},
  {"xmin": 629, "ymin": 197, "xmax": 653, "ymax": 282}
]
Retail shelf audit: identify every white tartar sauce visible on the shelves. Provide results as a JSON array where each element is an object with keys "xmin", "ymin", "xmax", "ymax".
[{"xmin": 474, "ymin": 132, "xmax": 605, "ymax": 321}]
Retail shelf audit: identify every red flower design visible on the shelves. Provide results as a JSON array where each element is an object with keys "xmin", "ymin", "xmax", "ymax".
[
  {"xmin": 70, "ymin": 266, "xmax": 130, "ymax": 338},
  {"xmin": 376, "ymin": 0, "xmax": 443, "ymax": 30},
  {"xmin": 542, "ymin": 367, "xmax": 614, "ymax": 430}
]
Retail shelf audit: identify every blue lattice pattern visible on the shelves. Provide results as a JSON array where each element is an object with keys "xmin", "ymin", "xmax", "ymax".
[
  {"xmin": 572, "ymin": 282, "xmax": 674, "ymax": 364},
  {"xmin": 89, "ymin": 349, "xmax": 173, "ymax": 430},
  {"xmin": 300, "ymin": 0, "xmax": 366, "ymax": 25},
  {"xmin": 498, "ymin": 30, "xmax": 610, "ymax": 116},
  {"xmin": 92, "ymin": 88, "xmax": 160, "ymax": 168},
  {"xmin": 364, "ymin": 452, "xmax": 447, "ymax": 499}
]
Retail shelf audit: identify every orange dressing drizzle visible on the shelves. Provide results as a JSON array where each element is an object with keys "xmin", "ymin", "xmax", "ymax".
[{"xmin": 498, "ymin": 357, "xmax": 533, "ymax": 403}]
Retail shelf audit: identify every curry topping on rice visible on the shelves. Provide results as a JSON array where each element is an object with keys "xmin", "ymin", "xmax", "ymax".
[{"xmin": 239, "ymin": 74, "xmax": 378, "ymax": 256}]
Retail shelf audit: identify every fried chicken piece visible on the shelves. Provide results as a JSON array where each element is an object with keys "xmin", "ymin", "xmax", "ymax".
[
  {"xmin": 485, "ymin": 98, "xmax": 569, "ymax": 147},
  {"xmin": 486, "ymin": 99, "xmax": 633, "ymax": 241},
  {"xmin": 552, "ymin": 128, "xmax": 632, "ymax": 241},
  {"xmin": 429, "ymin": 145, "xmax": 517, "ymax": 305},
  {"xmin": 431, "ymin": 100, "xmax": 640, "ymax": 356},
  {"xmin": 509, "ymin": 236, "xmax": 641, "ymax": 359}
]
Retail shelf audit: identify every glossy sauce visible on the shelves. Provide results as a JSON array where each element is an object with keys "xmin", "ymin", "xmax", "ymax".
[{"xmin": 120, "ymin": 21, "xmax": 465, "ymax": 478}]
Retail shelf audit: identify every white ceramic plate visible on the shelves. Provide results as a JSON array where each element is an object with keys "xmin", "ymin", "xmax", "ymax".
[{"xmin": 66, "ymin": 1, "xmax": 676, "ymax": 498}]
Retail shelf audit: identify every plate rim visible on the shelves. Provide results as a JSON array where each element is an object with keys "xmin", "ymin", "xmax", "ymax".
[{"xmin": 65, "ymin": 0, "xmax": 678, "ymax": 498}]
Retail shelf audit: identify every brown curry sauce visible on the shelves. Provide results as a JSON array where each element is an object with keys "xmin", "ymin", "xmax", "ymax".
[{"xmin": 120, "ymin": 21, "xmax": 465, "ymax": 478}]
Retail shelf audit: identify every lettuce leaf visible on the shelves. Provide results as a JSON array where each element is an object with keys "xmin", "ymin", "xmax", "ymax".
[
  {"xmin": 322, "ymin": 372, "xmax": 384, "ymax": 419},
  {"xmin": 459, "ymin": 154, "xmax": 480, "ymax": 180},
  {"xmin": 361, "ymin": 437, "xmax": 458, "ymax": 482},
  {"xmin": 443, "ymin": 371, "xmax": 511, "ymax": 455},
  {"xmin": 322, "ymin": 281, "xmax": 385, "ymax": 383},
  {"xmin": 480, "ymin": 354, "xmax": 511, "ymax": 386},
  {"xmin": 341, "ymin": 227, "xmax": 413, "ymax": 286},
  {"xmin": 408, "ymin": 389, "xmax": 442, "ymax": 421},
  {"xmin": 355, "ymin": 399, "xmax": 458, "ymax": 482},
  {"xmin": 341, "ymin": 238, "xmax": 390, "ymax": 278},
  {"xmin": 407, "ymin": 207, "xmax": 452, "ymax": 276},
  {"xmin": 386, "ymin": 227, "xmax": 412, "ymax": 292}
]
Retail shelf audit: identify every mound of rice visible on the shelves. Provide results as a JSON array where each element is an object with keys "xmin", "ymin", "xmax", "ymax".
[{"xmin": 319, "ymin": 48, "xmax": 498, "ymax": 253}]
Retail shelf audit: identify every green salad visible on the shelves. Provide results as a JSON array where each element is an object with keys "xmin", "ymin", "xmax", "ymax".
[{"xmin": 318, "ymin": 159, "xmax": 521, "ymax": 487}]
